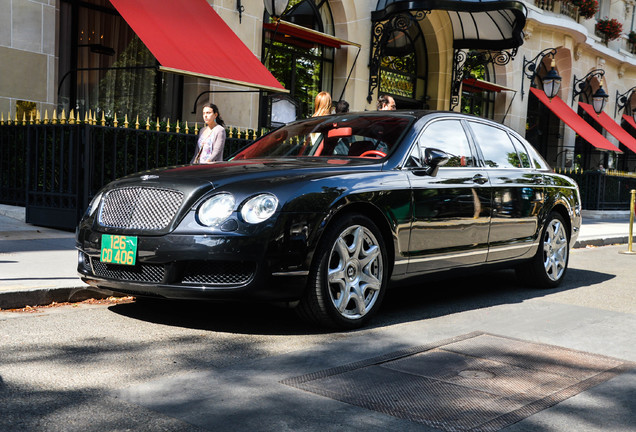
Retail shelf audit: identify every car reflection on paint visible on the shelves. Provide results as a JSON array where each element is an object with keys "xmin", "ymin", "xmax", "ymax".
[{"xmin": 76, "ymin": 111, "xmax": 581, "ymax": 329}]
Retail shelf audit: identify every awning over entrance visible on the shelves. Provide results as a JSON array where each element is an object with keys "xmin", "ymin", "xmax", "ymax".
[
  {"xmin": 373, "ymin": 0, "xmax": 527, "ymax": 50},
  {"xmin": 109, "ymin": 0, "xmax": 286, "ymax": 93},
  {"xmin": 579, "ymin": 103, "xmax": 636, "ymax": 154},
  {"xmin": 462, "ymin": 77, "xmax": 515, "ymax": 93},
  {"xmin": 530, "ymin": 88, "xmax": 622, "ymax": 153},
  {"xmin": 263, "ymin": 20, "xmax": 360, "ymax": 49},
  {"xmin": 622, "ymin": 114, "xmax": 636, "ymax": 131}
]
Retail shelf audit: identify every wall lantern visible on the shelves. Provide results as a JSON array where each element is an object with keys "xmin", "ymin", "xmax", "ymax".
[
  {"xmin": 264, "ymin": 0, "xmax": 290, "ymax": 18},
  {"xmin": 615, "ymin": 86, "xmax": 636, "ymax": 122},
  {"xmin": 572, "ymin": 69, "xmax": 607, "ymax": 114},
  {"xmin": 521, "ymin": 48, "xmax": 561, "ymax": 100},
  {"xmin": 542, "ymin": 60, "xmax": 562, "ymax": 100}
]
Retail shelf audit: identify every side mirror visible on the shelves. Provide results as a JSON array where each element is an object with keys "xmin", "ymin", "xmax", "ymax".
[{"xmin": 423, "ymin": 148, "xmax": 450, "ymax": 176}]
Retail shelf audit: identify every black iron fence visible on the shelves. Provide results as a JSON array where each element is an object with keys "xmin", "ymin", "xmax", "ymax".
[
  {"xmin": 556, "ymin": 168, "xmax": 636, "ymax": 210},
  {"xmin": 0, "ymin": 116, "xmax": 256, "ymax": 229},
  {"xmin": 2, "ymin": 116, "xmax": 635, "ymax": 229}
]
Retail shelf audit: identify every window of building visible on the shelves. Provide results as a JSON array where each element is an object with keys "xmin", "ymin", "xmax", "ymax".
[
  {"xmin": 261, "ymin": 0, "xmax": 335, "ymax": 127},
  {"xmin": 461, "ymin": 53, "xmax": 496, "ymax": 119},
  {"xmin": 58, "ymin": 0, "xmax": 182, "ymax": 120}
]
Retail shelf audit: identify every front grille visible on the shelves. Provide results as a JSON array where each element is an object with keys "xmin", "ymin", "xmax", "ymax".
[
  {"xmin": 182, "ymin": 261, "xmax": 255, "ymax": 285},
  {"xmin": 99, "ymin": 187, "xmax": 183, "ymax": 230},
  {"xmin": 91, "ymin": 258, "xmax": 165, "ymax": 283}
]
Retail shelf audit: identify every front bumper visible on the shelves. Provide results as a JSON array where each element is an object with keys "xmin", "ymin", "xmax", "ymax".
[{"xmin": 76, "ymin": 218, "xmax": 317, "ymax": 301}]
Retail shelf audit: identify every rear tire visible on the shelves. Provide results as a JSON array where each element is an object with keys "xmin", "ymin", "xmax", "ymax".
[
  {"xmin": 296, "ymin": 214, "xmax": 388, "ymax": 329},
  {"xmin": 517, "ymin": 211, "xmax": 570, "ymax": 288}
]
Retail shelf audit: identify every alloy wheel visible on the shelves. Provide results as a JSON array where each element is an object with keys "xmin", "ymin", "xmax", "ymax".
[
  {"xmin": 327, "ymin": 225, "xmax": 383, "ymax": 320},
  {"xmin": 543, "ymin": 218, "xmax": 568, "ymax": 281}
]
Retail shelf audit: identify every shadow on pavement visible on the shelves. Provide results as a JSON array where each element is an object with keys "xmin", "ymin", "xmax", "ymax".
[{"xmin": 107, "ymin": 266, "xmax": 615, "ymax": 336}]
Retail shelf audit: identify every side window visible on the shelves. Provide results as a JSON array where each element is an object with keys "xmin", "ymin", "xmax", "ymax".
[
  {"xmin": 418, "ymin": 119, "xmax": 474, "ymax": 167},
  {"xmin": 510, "ymin": 135, "xmax": 531, "ymax": 168},
  {"xmin": 469, "ymin": 122, "xmax": 519, "ymax": 169},
  {"xmin": 512, "ymin": 135, "xmax": 550, "ymax": 170}
]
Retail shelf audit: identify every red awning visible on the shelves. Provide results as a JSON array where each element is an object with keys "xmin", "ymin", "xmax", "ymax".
[
  {"xmin": 530, "ymin": 88, "xmax": 622, "ymax": 153},
  {"xmin": 622, "ymin": 114, "xmax": 636, "ymax": 131},
  {"xmin": 108, "ymin": 0, "xmax": 286, "ymax": 93},
  {"xmin": 462, "ymin": 78, "xmax": 515, "ymax": 93},
  {"xmin": 579, "ymin": 103, "xmax": 636, "ymax": 154},
  {"xmin": 263, "ymin": 20, "xmax": 360, "ymax": 49}
]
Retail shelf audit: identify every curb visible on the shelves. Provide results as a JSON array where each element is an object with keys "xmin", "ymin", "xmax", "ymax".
[
  {"xmin": 573, "ymin": 236, "xmax": 629, "ymax": 249},
  {"xmin": 0, "ymin": 286, "xmax": 121, "ymax": 310}
]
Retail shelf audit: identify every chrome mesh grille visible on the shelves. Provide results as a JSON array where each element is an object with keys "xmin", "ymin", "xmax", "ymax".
[
  {"xmin": 182, "ymin": 261, "xmax": 255, "ymax": 285},
  {"xmin": 99, "ymin": 187, "xmax": 183, "ymax": 230},
  {"xmin": 91, "ymin": 258, "xmax": 165, "ymax": 283}
]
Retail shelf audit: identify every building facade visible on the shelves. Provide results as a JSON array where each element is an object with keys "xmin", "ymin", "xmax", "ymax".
[{"xmin": 3, "ymin": 0, "xmax": 636, "ymax": 171}]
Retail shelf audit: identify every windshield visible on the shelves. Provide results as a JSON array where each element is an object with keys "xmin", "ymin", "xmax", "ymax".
[{"xmin": 232, "ymin": 114, "xmax": 414, "ymax": 160}]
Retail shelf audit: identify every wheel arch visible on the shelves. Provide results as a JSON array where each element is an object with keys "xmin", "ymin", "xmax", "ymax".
[
  {"xmin": 549, "ymin": 200, "xmax": 574, "ymax": 241},
  {"xmin": 313, "ymin": 201, "xmax": 396, "ymax": 278}
]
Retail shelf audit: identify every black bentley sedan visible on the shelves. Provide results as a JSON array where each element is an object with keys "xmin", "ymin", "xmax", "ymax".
[{"xmin": 76, "ymin": 111, "xmax": 581, "ymax": 329}]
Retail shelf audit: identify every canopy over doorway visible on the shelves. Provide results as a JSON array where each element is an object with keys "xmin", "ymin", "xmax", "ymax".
[
  {"xmin": 109, "ymin": 0, "xmax": 287, "ymax": 93},
  {"xmin": 369, "ymin": 0, "xmax": 527, "ymax": 105}
]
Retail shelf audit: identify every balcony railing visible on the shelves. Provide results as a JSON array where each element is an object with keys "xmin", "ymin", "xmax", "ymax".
[{"xmin": 534, "ymin": 0, "xmax": 579, "ymax": 20}]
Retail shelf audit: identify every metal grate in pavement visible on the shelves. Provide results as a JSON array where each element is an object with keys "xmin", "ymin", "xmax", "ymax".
[{"xmin": 281, "ymin": 332, "xmax": 634, "ymax": 432}]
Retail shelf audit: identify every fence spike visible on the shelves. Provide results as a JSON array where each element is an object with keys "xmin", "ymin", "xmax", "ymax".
[
  {"xmin": 52, "ymin": 110, "xmax": 57, "ymax": 124},
  {"xmin": 166, "ymin": 119, "xmax": 170, "ymax": 132},
  {"xmin": 100, "ymin": 111, "xmax": 105, "ymax": 126},
  {"xmin": 124, "ymin": 114, "xmax": 129, "ymax": 128},
  {"xmin": 146, "ymin": 117, "xmax": 150, "ymax": 130},
  {"xmin": 156, "ymin": 117, "xmax": 160, "ymax": 131},
  {"xmin": 24, "ymin": 113, "xmax": 28, "ymax": 125},
  {"xmin": 194, "ymin": 122, "xmax": 199, "ymax": 135},
  {"xmin": 185, "ymin": 121, "xmax": 189, "ymax": 134},
  {"xmin": 70, "ymin": 109, "xmax": 76, "ymax": 124},
  {"xmin": 135, "ymin": 115, "xmax": 140, "ymax": 130},
  {"xmin": 0, "ymin": 112, "xmax": 3, "ymax": 125},
  {"xmin": 176, "ymin": 120, "xmax": 180, "ymax": 133},
  {"xmin": 84, "ymin": 111, "xmax": 89, "ymax": 124},
  {"xmin": 36, "ymin": 110, "xmax": 41, "ymax": 124},
  {"xmin": 113, "ymin": 113, "xmax": 118, "ymax": 128}
]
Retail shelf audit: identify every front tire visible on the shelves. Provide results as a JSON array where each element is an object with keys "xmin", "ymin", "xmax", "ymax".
[
  {"xmin": 517, "ymin": 211, "xmax": 570, "ymax": 288},
  {"xmin": 296, "ymin": 214, "xmax": 388, "ymax": 329}
]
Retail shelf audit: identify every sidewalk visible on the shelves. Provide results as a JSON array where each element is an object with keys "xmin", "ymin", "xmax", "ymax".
[{"xmin": 1, "ymin": 204, "xmax": 633, "ymax": 310}]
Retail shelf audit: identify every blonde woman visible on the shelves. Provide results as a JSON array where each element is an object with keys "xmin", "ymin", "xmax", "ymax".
[{"xmin": 312, "ymin": 91, "xmax": 332, "ymax": 117}]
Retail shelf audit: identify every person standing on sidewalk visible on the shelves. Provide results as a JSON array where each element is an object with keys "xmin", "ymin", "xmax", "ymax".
[{"xmin": 192, "ymin": 103, "xmax": 226, "ymax": 163}]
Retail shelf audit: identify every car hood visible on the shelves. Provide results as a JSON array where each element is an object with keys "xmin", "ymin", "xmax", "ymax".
[
  {"xmin": 109, "ymin": 158, "xmax": 381, "ymax": 191},
  {"xmin": 100, "ymin": 158, "xmax": 380, "ymax": 216}
]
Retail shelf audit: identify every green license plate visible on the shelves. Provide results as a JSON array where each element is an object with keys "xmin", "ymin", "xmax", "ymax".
[{"xmin": 101, "ymin": 234, "xmax": 137, "ymax": 266}]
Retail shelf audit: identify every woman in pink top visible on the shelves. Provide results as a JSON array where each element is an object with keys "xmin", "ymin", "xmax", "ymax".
[{"xmin": 193, "ymin": 103, "xmax": 226, "ymax": 163}]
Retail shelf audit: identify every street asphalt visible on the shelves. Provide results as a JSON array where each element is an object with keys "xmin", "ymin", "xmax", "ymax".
[
  {"xmin": 1, "ymin": 203, "xmax": 635, "ymax": 431},
  {"xmin": 0, "ymin": 203, "xmax": 634, "ymax": 310}
]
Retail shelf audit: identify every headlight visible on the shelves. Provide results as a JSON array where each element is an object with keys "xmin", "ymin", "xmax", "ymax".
[
  {"xmin": 198, "ymin": 193, "xmax": 235, "ymax": 227},
  {"xmin": 86, "ymin": 191, "xmax": 103, "ymax": 217},
  {"xmin": 241, "ymin": 193, "xmax": 278, "ymax": 224}
]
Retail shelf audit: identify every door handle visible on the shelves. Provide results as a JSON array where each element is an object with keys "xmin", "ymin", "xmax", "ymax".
[{"xmin": 472, "ymin": 174, "xmax": 488, "ymax": 185}]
